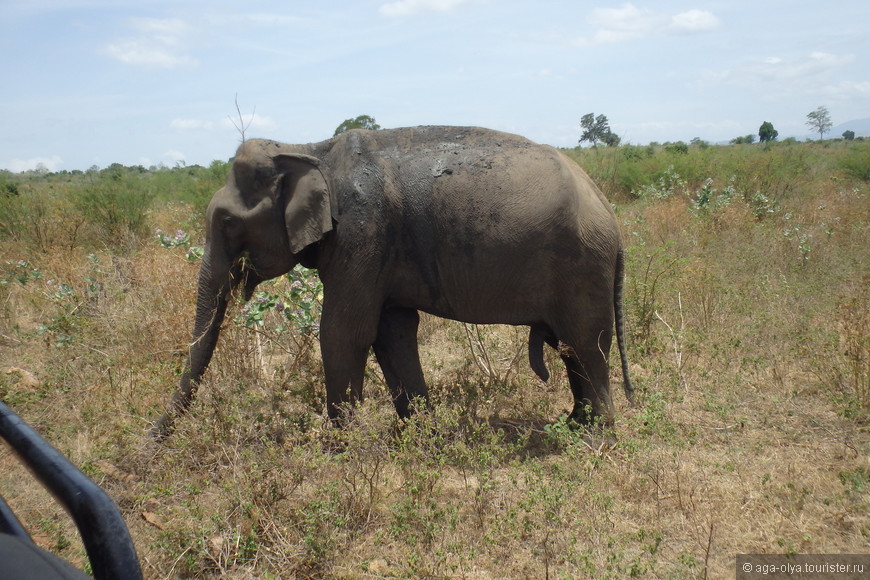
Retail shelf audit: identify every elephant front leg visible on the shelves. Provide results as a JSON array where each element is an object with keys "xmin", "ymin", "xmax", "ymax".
[
  {"xmin": 320, "ymin": 308, "xmax": 377, "ymax": 424},
  {"xmin": 372, "ymin": 308, "xmax": 429, "ymax": 418}
]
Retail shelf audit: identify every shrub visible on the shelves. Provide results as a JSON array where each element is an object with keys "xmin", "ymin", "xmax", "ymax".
[
  {"xmin": 839, "ymin": 144, "xmax": 870, "ymax": 181},
  {"xmin": 71, "ymin": 174, "xmax": 154, "ymax": 247},
  {"xmin": 689, "ymin": 177, "xmax": 736, "ymax": 215},
  {"xmin": 633, "ymin": 165, "xmax": 687, "ymax": 200},
  {"xmin": 664, "ymin": 141, "xmax": 689, "ymax": 155}
]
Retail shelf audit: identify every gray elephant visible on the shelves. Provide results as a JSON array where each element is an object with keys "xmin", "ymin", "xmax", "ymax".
[{"xmin": 154, "ymin": 126, "xmax": 633, "ymax": 437}]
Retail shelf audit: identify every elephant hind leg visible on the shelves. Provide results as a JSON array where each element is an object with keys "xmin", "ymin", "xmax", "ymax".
[
  {"xmin": 554, "ymin": 322, "xmax": 615, "ymax": 427},
  {"xmin": 561, "ymin": 351, "xmax": 614, "ymax": 426},
  {"xmin": 373, "ymin": 308, "xmax": 429, "ymax": 418}
]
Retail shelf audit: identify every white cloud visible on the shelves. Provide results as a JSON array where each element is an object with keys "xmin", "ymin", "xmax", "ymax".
[
  {"xmin": 1, "ymin": 155, "xmax": 63, "ymax": 173},
  {"xmin": 220, "ymin": 114, "xmax": 278, "ymax": 132},
  {"xmin": 171, "ymin": 114, "xmax": 278, "ymax": 134},
  {"xmin": 820, "ymin": 80, "xmax": 870, "ymax": 99},
  {"xmin": 725, "ymin": 52, "xmax": 855, "ymax": 84},
  {"xmin": 575, "ymin": 3, "xmax": 719, "ymax": 47},
  {"xmin": 106, "ymin": 18, "xmax": 198, "ymax": 69},
  {"xmin": 379, "ymin": 0, "xmax": 478, "ymax": 18},
  {"xmin": 106, "ymin": 41, "xmax": 198, "ymax": 68},
  {"xmin": 669, "ymin": 9, "xmax": 719, "ymax": 33},
  {"xmin": 695, "ymin": 51, "xmax": 862, "ymax": 106},
  {"xmin": 586, "ymin": 3, "xmax": 656, "ymax": 44},
  {"xmin": 129, "ymin": 17, "xmax": 190, "ymax": 42},
  {"xmin": 808, "ymin": 51, "xmax": 855, "ymax": 69}
]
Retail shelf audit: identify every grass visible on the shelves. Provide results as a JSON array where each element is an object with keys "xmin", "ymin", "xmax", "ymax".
[{"xmin": 0, "ymin": 140, "xmax": 868, "ymax": 578}]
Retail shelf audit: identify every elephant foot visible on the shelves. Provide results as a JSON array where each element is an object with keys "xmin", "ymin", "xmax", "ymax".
[
  {"xmin": 568, "ymin": 404, "xmax": 613, "ymax": 430},
  {"xmin": 566, "ymin": 405, "xmax": 617, "ymax": 450},
  {"xmin": 149, "ymin": 414, "xmax": 175, "ymax": 442}
]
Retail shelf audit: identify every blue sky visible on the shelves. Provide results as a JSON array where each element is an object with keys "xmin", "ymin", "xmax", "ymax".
[{"xmin": 2, "ymin": 1, "xmax": 868, "ymax": 172}]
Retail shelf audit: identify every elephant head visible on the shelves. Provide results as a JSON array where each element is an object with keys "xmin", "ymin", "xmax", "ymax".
[{"xmin": 152, "ymin": 140, "xmax": 333, "ymax": 438}]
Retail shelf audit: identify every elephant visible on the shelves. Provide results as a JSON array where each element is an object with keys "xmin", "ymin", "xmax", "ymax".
[{"xmin": 153, "ymin": 126, "xmax": 633, "ymax": 438}]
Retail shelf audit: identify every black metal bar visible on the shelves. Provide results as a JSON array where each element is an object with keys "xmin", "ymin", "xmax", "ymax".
[
  {"xmin": 0, "ymin": 494, "xmax": 33, "ymax": 540},
  {"xmin": 0, "ymin": 401, "xmax": 142, "ymax": 580}
]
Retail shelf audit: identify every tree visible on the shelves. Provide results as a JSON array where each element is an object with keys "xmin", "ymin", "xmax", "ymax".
[
  {"xmin": 730, "ymin": 134, "xmax": 756, "ymax": 145},
  {"xmin": 758, "ymin": 121, "xmax": 778, "ymax": 143},
  {"xmin": 602, "ymin": 131, "xmax": 622, "ymax": 147},
  {"xmin": 806, "ymin": 106, "xmax": 832, "ymax": 140},
  {"xmin": 843, "ymin": 130, "xmax": 855, "ymax": 141},
  {"xmin": 579, "ymin": 113, "xmax": 619, "ymax": 147},
  {"xmin": 664, "ymin": 141, "xmax": 689, "ymax": 154},
  {"xmin": 334, "ymin": 115, "xmax": 381, "ymax": 136}
]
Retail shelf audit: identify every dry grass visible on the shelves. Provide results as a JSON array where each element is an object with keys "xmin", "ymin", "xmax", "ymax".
[{"xmin": 1, "ymin": 144, "xmax": 868, "ymax": 578}]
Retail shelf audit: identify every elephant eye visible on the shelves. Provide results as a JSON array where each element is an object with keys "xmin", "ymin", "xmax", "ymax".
[
  {"xmin": 215, "ymin": 210, "xmax": 243, "ymax": 237},
  {"xmin": 217, "ymin": 210, "xmax": 236, "ymax": 226}
]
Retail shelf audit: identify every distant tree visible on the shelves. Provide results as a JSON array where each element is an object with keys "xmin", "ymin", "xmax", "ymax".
[
  {"xmin": 730, "ymin": 134, "xmax": 756, "ymax": 145},
  {"xmin": 664, "ymin": 141, "xmax": 689, "ymax": 154},
  {"xmin": 806, "ymin": 106, "xmax": 832, "ymax": 140},
  {"xmin": 602, "ymin": 131, "xmax": 622, "ymax": 147},
  {"xmin": 579, "ymin": 113, "xmax": 619, "ymax": 147},
  {"xmin": 842, "ymin": 130, "xmax": 856, "ymax": 141},
  {"xmin": 758, "ymin": 121, "xmax": 778, "ymax": 143},
  {"xmin": 690, "ymin": 137, "xmax": 710, "ymax": 148},
  {"xmin": 334, "ymin": 115, "xmax": 381, "ymax": 136}
]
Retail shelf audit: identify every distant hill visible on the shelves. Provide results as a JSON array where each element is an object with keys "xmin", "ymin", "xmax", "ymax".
[{"xmin": 831, "ymin": 117, "xmax": 870, "ymax": 138}]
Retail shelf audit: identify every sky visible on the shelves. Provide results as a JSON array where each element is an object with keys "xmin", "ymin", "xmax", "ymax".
[{"xmin": 1, "ymin": 0, "xmax": 868, "ymax": 172}]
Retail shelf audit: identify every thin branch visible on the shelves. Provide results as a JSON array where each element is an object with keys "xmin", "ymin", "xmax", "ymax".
[
  {"xmin": 655, "ymin": 292, "xmax": 686, "ymax": 391},
  {"xmin": 228, "ymin": 93, "xmax": 256, "ymax": 143}
]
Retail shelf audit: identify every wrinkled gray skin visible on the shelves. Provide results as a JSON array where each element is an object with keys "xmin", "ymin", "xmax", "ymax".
[{"xmin": 153, "ymin": 126, "xmax": 633, "ymax": 438}]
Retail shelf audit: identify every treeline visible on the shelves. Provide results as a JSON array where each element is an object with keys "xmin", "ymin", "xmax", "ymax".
[
  {"xmin": 567, "ymin": 138, "xmax": 870, "ymax": 201},
  {"xmin": 2, "ymin": 139, "xmax": 868, "ymax": 253},
  {"xmin": 0, "ymin": 161, "xmax": 229, "ymax": 252},
  {"xmin": 1, "ymin": 160, "xmax": 228, "ymax": 197}
]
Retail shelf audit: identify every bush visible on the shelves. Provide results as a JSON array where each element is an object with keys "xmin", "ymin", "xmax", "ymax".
[
  {"xmin": 71, "ymin": 174, "xmax": 154, "ymax": 247},
  {"xmin": 664, "ymin": 141, "xmax": 689, "ymax": 155},
  {"xmin": 839, "ymin": 143, "xmax": 870, "ymax": 181}
]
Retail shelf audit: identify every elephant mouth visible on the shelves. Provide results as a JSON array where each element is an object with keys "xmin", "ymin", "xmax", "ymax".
[{"xmin": 243, "ymin": 254, "xmax": 294, "ymax": 284}]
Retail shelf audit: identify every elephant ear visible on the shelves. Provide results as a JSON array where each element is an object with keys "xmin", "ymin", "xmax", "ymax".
[{"xmin": 274, "ymin": 154, "xmax": 334, "ymax": 255}]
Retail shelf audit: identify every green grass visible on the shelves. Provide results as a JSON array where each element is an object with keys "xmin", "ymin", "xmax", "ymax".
[{"xmin": 0, "ymin": 140, "xmax": 867, "ymax": 578}]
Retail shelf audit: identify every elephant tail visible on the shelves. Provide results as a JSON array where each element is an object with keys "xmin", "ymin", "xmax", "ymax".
[{"xmin": 614, "ymin": 248, "xmax": 635, "ymax": 403}]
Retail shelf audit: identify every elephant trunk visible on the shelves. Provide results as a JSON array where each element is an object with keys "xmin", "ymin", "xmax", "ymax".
[{"xmin": 152, "ymin": 251, "xmax": 231, "ymax": 439}]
